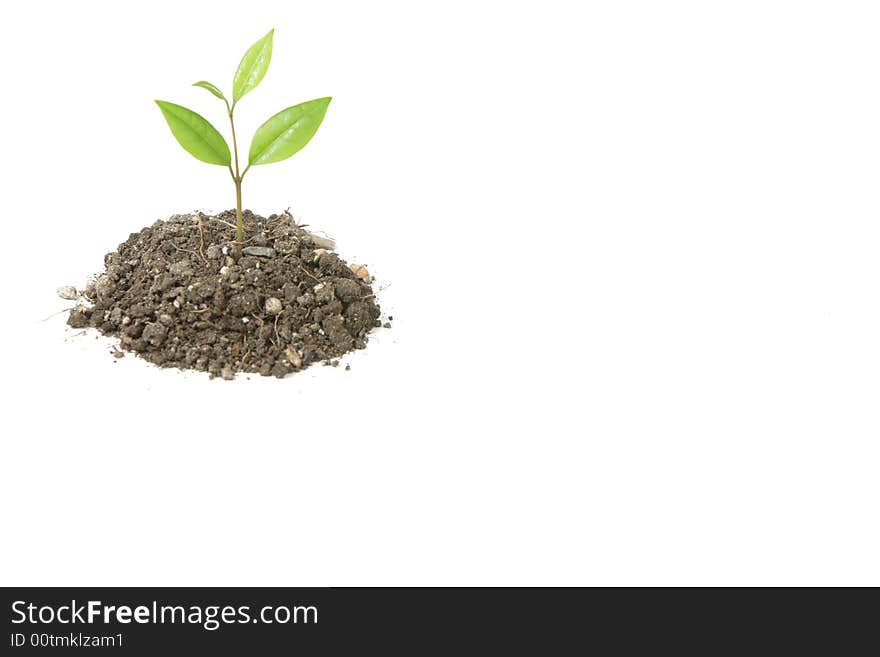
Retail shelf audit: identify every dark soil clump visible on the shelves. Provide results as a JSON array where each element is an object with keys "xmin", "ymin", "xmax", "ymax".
[{"xmin": 68, "ymin": 210, "xmax": 380, "ymax": 378}]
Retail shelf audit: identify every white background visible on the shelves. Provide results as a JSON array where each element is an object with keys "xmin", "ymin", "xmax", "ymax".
[{"xmin": 1, "ymin": 0, "xmax": 878, "ymax": 586}]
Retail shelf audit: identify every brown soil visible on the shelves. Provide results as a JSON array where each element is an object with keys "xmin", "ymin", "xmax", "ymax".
[{"xmin": 67, "ymin": 210, "xmax": 381, "ymax": 379}]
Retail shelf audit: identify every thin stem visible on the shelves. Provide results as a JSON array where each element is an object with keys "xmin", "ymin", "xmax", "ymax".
[
  {"xmin": 228, "ymin": 107, "xmax": 244, "ymax": 244},
  {"xmin": 228, "ymin": 109, "xmax": 241, "ymax": 179},
  {"xmin": 234, "ymin": 177, "xmax": 243, "ymax": 244}
]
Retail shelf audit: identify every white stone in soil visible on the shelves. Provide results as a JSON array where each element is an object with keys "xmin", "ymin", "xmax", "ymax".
[
  {"xmin": 56, "ymin": 286, "xmax": 77, "ymax": 300},
  {"xmin": 265, "ymin": 297, "xmax": 283, "ymax": 314}
]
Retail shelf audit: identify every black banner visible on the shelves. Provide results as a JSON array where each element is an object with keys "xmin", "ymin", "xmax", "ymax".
[{"xmin": 0, "ymin": 587, "xmax": 872, "ymax": 653}]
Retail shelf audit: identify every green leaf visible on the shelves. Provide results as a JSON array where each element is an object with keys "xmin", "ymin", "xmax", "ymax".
[
  {"xmin": 248, "ymin": 97, "xmax": 332, "ymax": 166},
  {"xmin": 192, "ymin": 81, "xmax": 227, "ymax": 103},
  {"xmin": 155, "ymin": 100, "xmax": 231, "ymax": 166},
  {"xmin": 232, "ymin": 29, "xmax": 274, "ymax": 104}
]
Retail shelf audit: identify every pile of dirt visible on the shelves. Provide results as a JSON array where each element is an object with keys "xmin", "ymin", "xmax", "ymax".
[{"xmin": 68, "ymin": 210, "xmax": 381, "ymax": 379}]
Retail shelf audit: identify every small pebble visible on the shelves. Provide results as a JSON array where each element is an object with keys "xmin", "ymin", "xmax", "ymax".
[
  {"xmin": 56, "ymin": 286, "xmax": 77, "ymax": 300},
  {"xmin": 384, "ymin": 322, "xmax": 392, "ymax": 329},
  {"xmin": 348, "ymin": 263, "xmax": 372, "ymax": 283},
  {"xmin": 95, "ymin": 275, "xmax": 114, "ymax": 300},
  {"xmin": 285, "ymin": 345, "xmax": 303, "ymax": 368},
  {"xmin": 220, "ymin": 367, "xmax": 235, "ymax": 381},
  {"xmin": 242, "ymin": 246, "xmax": 276, "ymax": 258},
  {"xmin": 305, "ymin": 231, "xmax": 336, "ymax": 250},
  {"xmin": 264, "ymin": 297, "xmax": 283, "ymax": 314}
]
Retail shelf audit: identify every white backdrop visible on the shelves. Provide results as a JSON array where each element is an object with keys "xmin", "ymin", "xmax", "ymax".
[{"xmin": 1, "ymin": 1, "xmax": 879, "ymax": 586}]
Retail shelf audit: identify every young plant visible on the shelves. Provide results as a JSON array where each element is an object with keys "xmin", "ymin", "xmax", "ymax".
[{"xmin": 155, "ymin": 29, "xmax": 331, "ymax": 244}]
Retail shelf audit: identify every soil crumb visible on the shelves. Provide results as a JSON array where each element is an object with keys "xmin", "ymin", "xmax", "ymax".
[{"xmin": 68, "ymin": 210, "xmax": 381, "ymax": 379}]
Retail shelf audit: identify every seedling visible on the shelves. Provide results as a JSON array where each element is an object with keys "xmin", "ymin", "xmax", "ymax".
[{"xmin": 155, "ymin": 29, "xmax": 331, "ymax": 244}]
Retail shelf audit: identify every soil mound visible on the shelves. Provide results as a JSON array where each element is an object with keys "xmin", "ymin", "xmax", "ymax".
[{"xmin": 68, "ymin": 210, "xmax": 381, "ymax": 379}]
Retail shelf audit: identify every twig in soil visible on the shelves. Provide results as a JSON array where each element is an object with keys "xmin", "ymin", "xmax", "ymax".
[
  {"xmin": 268, "ymin": 220, "xmax": 299, "ymax": 239},
  {"xmin": 273, "ymin": 311, "xmax": 283, "ymax": 343},
  {"xmin": 241, "ymin": 335, "xmax": 250, "ymax": 363},
  {"xmin": 169, "ymin": 241, "xmax": 200, "ymax": 259},
  {"xmin": 207, "ymin": 216, "xmax": 238, "ymax": 230},
  {"xmin": 37, "ymin": 307, "xmax": 75, "ymax": 323},
  {"xmin": 298, "ymin": 265, "xmax": 320, "ymax": 283},
  {"xmin": 268, "ymin": 212, "xmax": 289, "ymax": 228}
]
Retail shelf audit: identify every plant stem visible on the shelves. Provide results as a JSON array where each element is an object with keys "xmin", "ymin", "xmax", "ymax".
[
  {"xmin": 234, "ymin": 176, "xmax": 243, "ymax": 243},
  {"xmin": 227, "ymin": 104, "xmax": 244, "ymax": 244}
]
